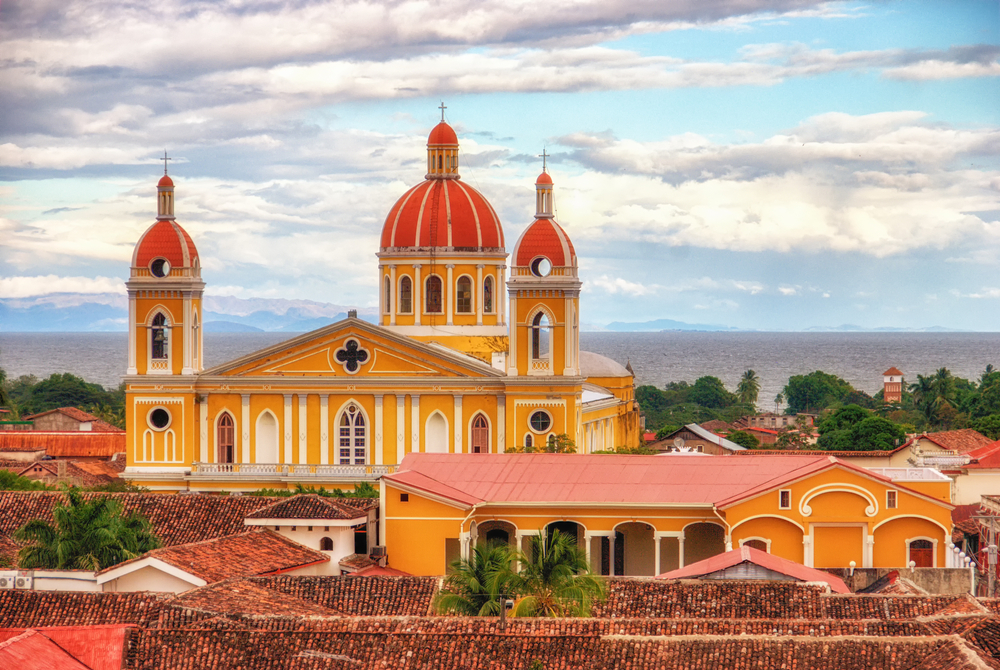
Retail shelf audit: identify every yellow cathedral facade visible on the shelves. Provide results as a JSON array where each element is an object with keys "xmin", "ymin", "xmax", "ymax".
[{"xmin": 123, "ymin": 117, "xmax": 642, "ymax": 492}]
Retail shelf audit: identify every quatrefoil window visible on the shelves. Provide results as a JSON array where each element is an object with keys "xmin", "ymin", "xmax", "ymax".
[{"xmin": 335, "ymin": 339, "xmax": 369, "ymax": 374}]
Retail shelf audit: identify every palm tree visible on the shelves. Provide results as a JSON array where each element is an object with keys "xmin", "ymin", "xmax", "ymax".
[
  {"xmin": 910, "ymin": 374, "xmax": 936, "ymax": 423},
  {"xmin": 774, "ymin": 393, "xmax": 784, "ymax": 415},
  {"xmin": 509, "ymin": 530, "xmax": 605, "ymax": 617},
  {"xmin": 737, "ymin": 370, "xmax": 761, "ymax": 406},
  {"xmin": 434, "ymin": 541, "xmax": 518, "ymax": 616},
  {"xmin": 14, "ymin": 488, "xmax": 160, "ymax": 570}
]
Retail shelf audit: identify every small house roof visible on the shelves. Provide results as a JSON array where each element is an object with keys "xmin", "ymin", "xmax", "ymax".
[
  {"xmin": 883, "ymin": 367, "xmax": 904, "ymax": 376},
  {"xmin": 243, "ymin": 494, "xmax": 371, "ymax": 521}
]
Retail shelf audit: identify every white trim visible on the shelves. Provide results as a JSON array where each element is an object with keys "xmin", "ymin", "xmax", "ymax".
[
  {"xmin": 738, "ymin": 536, "xmax": 772, "ymax": 552},
  {"xmin": 333, "ymin": 399, "xmax": 371, "ymax": 465},
  {"xmin": 254, "ymin": 409, "xmax": 280, "ymax": 464},
  {"xmin": 906, "ymin": 536, "xmax": 938, "ymax": 568},
  {"xmin": 799, "ymin": 483, "xmax": 878, "ymax": 518},
  {"xmin": 454, "ymin": 273, "xmax": 475, "ymax": 315},
  {"xmin": 424, "ymin": 409, "xmax": 450, "ymax": 454},
  {"xmin": 213, "ymin": 409, "xmax": 237, "ymax": 464},
  {"xmin": 468, "ymin": 411, "xmax": 492, "ymax": 454},
  {"xmin": 729, "ymin": 514, "xmax": 806, "ymax": 533},
  {"xmin": 146, "ymin": 406, "xmax": 173, "ymax": 432},
  {"xmin": 807, "ymin": 523, "xmax": 870, "ymax": 568},
  {"xmin": 886, "ymin": 489, "xmax": 898, "ymax": 509},
  {"xmin": 424, "ymin": 273, "xmax": 444, "ymax": 315},
  {"xmin": 778, "ymin": 489, "xmax": 792, "ymax": 510},
  {"xmin": 527, "ymin": 408, "xmax": 553, "ymax": 434},
  {"xmin": 96, "ymin": 556, "xmax": 207, "ymax": 588},
  {"xmin": 397, "ymin": 274, "xmax": 414, "ymax": 315},
  {"xmin": 871, "ymin": 513, "xmax": 951, "ymax": 536}
]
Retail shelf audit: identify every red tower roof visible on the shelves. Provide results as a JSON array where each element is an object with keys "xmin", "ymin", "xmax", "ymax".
[
  {"xmin": 380, "ymin": 179, "xmax": 504, "ymax": 251},
  {"xmin": 883, "ymin": 367, "xmax": 904, "ymax": 376},
  {"xmin": 512, "ymin": 217, "xmax": 576, "ymax": 267},
  {"xmin": 157, "ymin": 175, "xmax": 174, "ymax": 187},
  {"xmin": 132, "ymin": 219, "xmax": 199, "ymax": 269},
  {"xmin": 427, "ymin": 121, "xmax": 458, "ymax": 146},
  {"xmin": 536, "ymin": 171, "xmax": 552, "ymax": 185}
]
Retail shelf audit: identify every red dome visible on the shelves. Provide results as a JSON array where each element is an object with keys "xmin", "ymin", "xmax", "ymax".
[
  {"xmin": 381, "ymin": 179, "xmax": 504, "ymax": 251},
  {"xmin": 536, "ymin": 171, "xmax": 552, "ymax": 185},
  {"xmin": 428, "ymin": 121, "xmax": 458, "ymax": 146},
  {"xmin": 513, "ymin": 218, "xmax": 576, "ymax": 267},
  {"xmin": 158, "ymin": 175, "xmax": 174, "ymax": 187},
  {"xmin": 132, "ymin": 219, "xmax": 199, "ymax": 269}
]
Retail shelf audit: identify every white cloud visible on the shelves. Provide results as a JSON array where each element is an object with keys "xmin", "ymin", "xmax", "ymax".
[
  {"xmin": 778, "ymin": 286, "xmax": 798, "ymax": 296},
  {"xmin": 588, "ymin": 275, "xmax": 659, "ymax": 295},
  {"xmin": 0, "ymin": 275, "xmax": 124, "ymax": 298}
]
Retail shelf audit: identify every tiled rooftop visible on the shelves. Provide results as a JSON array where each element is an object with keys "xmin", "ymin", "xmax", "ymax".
[
  {"xmin": 100, "ymin": 529, "xmax": 329, "ymax": 582},
  {"xmin": 0, "ymin": 591, "xmax": 165, "ymax": 628},
  {"xmin": 0, "ymin": 432, "xmax": 126, "ymax": 458},
  {"xmin": 243, "ymin": 494, "xmax": 369, "ymax": 521},
  {"xmin": 918, "ymin": 429, "xmax": 995, "ymax": 455}
]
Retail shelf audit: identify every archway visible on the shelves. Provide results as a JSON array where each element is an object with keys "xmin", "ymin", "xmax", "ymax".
[
  {"xmin": 217, "ymin": 412, "xmax": 235, "ymax": 464},
  {"xmin": 425, "ymin": 412, "xmax": 448, "ymax": 453},
  {"xmin": 477, "ymin": 520, "xmax": 516, "ymax": 549},
  {"xmin": 255, "ymin": 411, "xmax": 279, "ymax": 463},
  {"xmin": 684, "ymin": 523, "xmax": 726, "ymax": 566},
  {"xmin": 615, "ymin": 522, "xmax": 656, "ymax": 576}
]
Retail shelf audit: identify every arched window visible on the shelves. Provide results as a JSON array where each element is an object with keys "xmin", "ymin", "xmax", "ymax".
[
  {"xmin": 218, "ymin": 413, "xmax": 235, "ymax": 464},
  {"xmin": 471, "ymin": 414, "xmax": 488, "ymax": 454},
  {"xmin": 531, "ymin": 312, "xmax": 550, "ymax": 360},
  {"xmin": 743, "ymin": 539, "xmax": 768, "ymax": 552},
  {"xmin": 151, "ymin": 313, "xmax": 168, "ymax": 360},
  {"xmin": 320, "ymin": 537, "xmax": 334, "ymax": 551},
  {"xmin": 399, "ymin": 276, "xmax": 413, "ymax": 314},
  {"xmin": 547, "ymin": 434, "xmax": 556, "ymax": 451},
  {"xmin": 456, "ymin": 276, "xmax": 472, "ymax": 313},
  {"xmin": 483, "ymin": 276, "xmax": 494, "ymax": 313},
  {"xmin": 425, "ymin": 276, "xmax": 443, "ymax": 313},
  {"xmin": 383, "ymin": 276, "xmax": 391, "ymax": 314},
  {"xmin": 524, "ymin": 434, "xmax": 533, "ymax": 451},
  {"xmin": 338, "ymin": 404, "xmax": 367, "ymax": 465}
]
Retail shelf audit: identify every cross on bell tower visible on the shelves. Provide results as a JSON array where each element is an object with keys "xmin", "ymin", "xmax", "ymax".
[
  {"xmin": 161, "ymin": 150, "xmax": 171, "ymax": 175},
  {"xmin": 439, "ymin": 102, "xmax": 447, "ymax": 121},
  {"xmin": 539, "ymin": 148, "xmax": 549, "ymax": 172}
]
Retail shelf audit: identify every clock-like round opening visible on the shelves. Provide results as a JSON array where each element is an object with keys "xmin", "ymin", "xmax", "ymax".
[{"xmin": 150, "ymin": 258, "xmax": 171, "ymax": 278}]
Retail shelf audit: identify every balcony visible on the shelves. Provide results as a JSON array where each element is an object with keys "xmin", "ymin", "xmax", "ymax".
[{"xmin": 188, "ymin": 462, "xmax": 397, "ymax": 482}]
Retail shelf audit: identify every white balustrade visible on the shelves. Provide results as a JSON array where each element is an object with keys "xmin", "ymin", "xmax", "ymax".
[{"xmin": 190, "ymin": 462, "xmax": 396, "ymax": 480}]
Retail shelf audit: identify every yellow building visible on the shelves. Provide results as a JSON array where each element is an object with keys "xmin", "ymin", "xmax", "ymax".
[
  {"xmin": 123, "ymin": 119, "xmax": 642, "ymax": 492},
  {"xmin": 381, "ymin": 452, "xmax": 955, "ymax": 576}
]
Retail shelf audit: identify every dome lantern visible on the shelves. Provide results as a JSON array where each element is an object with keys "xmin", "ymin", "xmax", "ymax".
[{"xmin": 426, "ymin": 102, "xmax": 460, "ymax": 179}]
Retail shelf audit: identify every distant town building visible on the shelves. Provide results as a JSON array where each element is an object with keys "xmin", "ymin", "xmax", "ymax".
[
  {"xmin": 883, "ymin": 367, "xmax": 904, "ymax": 404},
  {"xmin": 737, "ymin": 413, "xmax": 814, "ymax": 430}
]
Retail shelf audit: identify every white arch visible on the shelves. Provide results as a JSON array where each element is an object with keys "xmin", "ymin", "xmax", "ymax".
[
  {"xmin": 543, "ymin": 519, "xmax": 590, "ymax": 534},
  {"xmin": 799, "ymin": 484, "xmax": 878, "ymax": 518},
  {"xmin": 255, "ymin": 410, "xmax": 280, "ymax": 463},
  {"xmin": 906, "ymin": 536, "xmax": 939, "ymax": 568},
  {"xmin": 729, "ymin": 514, "xmax": 806, "ymax": 533},
  {"xmin": 871, "ymin": 514, "xmax": 951, "ymax": 536},
  {"xmin": 425, "ymin": 410, "xmax": 449, "ymax": 453},
  {"xmin": 738, "ymin": 537, "xmax": 773, "ymax": 552},
  {"xmin": 682, "ymin": 520, "xmax": 727, "ymax": 532},
  {"xmin": 142, "ymin": 304, "xmax": 175, "ymax": 326},
  {"xmin": 455, "ymin": 273, "xmax": 475, "ymax": 314},
  {"xmin": 468, "ymin": 411, "xmax": 491, "ymax": 454},
  {"xmin": 525, "ymin": 303, "xmax": 556, "ymax": 327},
  {"xmin": 141, "ymin": 429, "xmax": 153, "ymax": 462},
  {"xmin": 165, "ymin": 428, "xmax": 177, "ymax": 462},
  {"xmin": 333, "ymin": 399, "xmax": 371, "ymax": 464}
]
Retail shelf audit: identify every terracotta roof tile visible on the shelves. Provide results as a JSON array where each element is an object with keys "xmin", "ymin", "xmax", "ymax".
[
  {"xmin": 100, "ymin": 530, "xmax": 329, "ymax": 582},
  {"xmin": 22, "ymin": 408, "xmax": 123, "ymax": 433},
  {"xmin": 243, "ymin": 494, "xmax": 368, "ymax": 521},
  {"xmin": 0, "ymin": 591, "xmax": 165, "ymax": 628},
  {"xmin": 0, "ymin": 433, "xmax": 125, "ymax": 457},
  {"xmin": 168, "ymin": 580, "xmax": 342, "ymax": 618},
  {"xmin": 918, "ymin": 429, "xmax": 994, "ymax": 455},
  {"xmin": 0, "ymin": 625, "xmax": 134, "ymax": 670}
]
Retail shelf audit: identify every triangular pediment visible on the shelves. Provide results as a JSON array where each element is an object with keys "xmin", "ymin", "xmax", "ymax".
[{"xmin": 201, "ymin": 318, "xmax": 503, "ymax": 379}]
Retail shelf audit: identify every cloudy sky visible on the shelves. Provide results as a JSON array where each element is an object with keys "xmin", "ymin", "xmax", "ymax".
[{"xmin": 1, "ymin": 0, "xmax": 998, "ymax": 330}]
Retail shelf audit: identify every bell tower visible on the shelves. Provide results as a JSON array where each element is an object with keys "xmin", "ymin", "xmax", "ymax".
[
  {"xmin": 126, "ymin": 159, "xmax": 204, "ymax": 376},
  {"xmin": 507, "ymin": 166, "xmax": 581, "ymax": 377}
]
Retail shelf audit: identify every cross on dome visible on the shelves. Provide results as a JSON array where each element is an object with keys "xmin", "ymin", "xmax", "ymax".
[
  {"xmin": 539, "ymin": 148, "xmax": 549, "ymax": 173},
  {"xmin": 161, "ymin": 150, "xmax": 171, "ymax": 175},
  {"xmin": 439, "ymin": 101, "xmax": 447, "ymax": 121}
]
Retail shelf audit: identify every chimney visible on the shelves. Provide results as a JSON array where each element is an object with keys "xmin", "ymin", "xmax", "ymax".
[{"xmin": 57, "ymin": 460, "xmax": 67, "ymax": 478}]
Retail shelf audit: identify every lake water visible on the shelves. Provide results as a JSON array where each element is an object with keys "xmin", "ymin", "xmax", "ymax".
[{"xmin": 1, "ymin": 331, "xmax": 998, "ymax": 408}]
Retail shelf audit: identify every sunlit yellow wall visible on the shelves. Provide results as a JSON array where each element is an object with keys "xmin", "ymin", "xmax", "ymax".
[
  {"xmin": 512, "ymin": 295, "xmax": 569, "ymax": 375},
  {"xmin": 873, "ymin": 517, "xmax": 946, "ymax": 567},
  {"xmin": 814, "ymin": 526, "xmax": 865, "ymax": 568},
  {"xmin": 384, "ymin": 483, "xmax": 466, "ymax": 576},
  {"xmin": 731, "ymin": 516, "xmax": 804, "ymax": 563}
]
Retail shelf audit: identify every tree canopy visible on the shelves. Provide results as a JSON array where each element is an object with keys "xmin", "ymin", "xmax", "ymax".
[
  {"xmin": 727, "ymin": 430, "xmax": 760, "ymax": 450},
  {"xmin": 783, "ymin": 371, "xmax": 854, "ymax": 414},
  {"xmin": 736, "ymin": 370, "xmax": 761, "ymax": 406},
  {"xmin": 816, "ymin": 405, "xmax": 905, "ymax": 452}
]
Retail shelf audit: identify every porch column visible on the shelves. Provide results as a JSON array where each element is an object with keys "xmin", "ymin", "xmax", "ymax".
[
  {"xmin": 498, "ymin": 266, "xmax": 506, "ymax": 325},
  {"xmin": 241, "ymin": 394, "xmax": 250, "ymax": 463},
  {"xmin": 411, "ymin": 395, "xmax": 420, "ymax": 453},
  {"xmin": 396, "ymin": 395, "xmax": 405, "ymax": 458},
  {"xmin": 507, "ymin": 292, "xmax": 518, "ymax": 375},
  {"xmin": 320, "ymin": 394, "xmax": 329, "ymax": 465},
  {"xmin": 678, "ymin": 536, "xmax": 685, "ymax": 568},
  {"xmin": 283, "ymin": 394, "xmax": 293, "ymax": 464},
  {"xmin": 476, "ymin": 264, "xmax": 484, "ymax": 326},
  {"xmin": 725, "ymin": 535, "xmax": 733, "ymax": 552},
  {"xmin": 583, "ymin": 532, "xmax": 595, "ymax": 572},
  {"xmin": 374, "ymin": 395, "xmax": 384, "ymax": 465},
  {"xmin": 413, "ymin": 264, "xmax": 422, "ymax": 326},
  {"xmin": 446, "ymin": 264, "xmax": 455, "ymax": 325},
  {"xmin": 514, "ymin": 531, "xmax": 524, "ymax": 572},
  {"xmin": 803, "ymin": 535, "xmax": 813, "ymax": 568},
  {"xmin": 460, "ymin": 531, "xmax": 471, "ymax": 561},
  {"xmin": 496, "ymin": 395, "xmax": 506, "ymax": 453},
  {"xmin": 199, "ymin": 396, "xmax": 208, "ymax": 463},
  {"xmin": 389, "ymin": 265, "xmax": 397, "ymax": 326},
  {"xmin": 654, "ymin": 536, "xmax": 661, "ymax": 577},
  {"xmin": 608, "ymin": 533, "xmax": 616, "ymax": 577},
  {"xmin": 298, "ymin": 395, "xmax": 308, "ymax": 464},
  {"xmin": 865, "ymin": 535, "xmax": 875, "ymax": 569},
  {"xmin": 453, "ymin": 395, "xmax": 463, "ymax": 453}
]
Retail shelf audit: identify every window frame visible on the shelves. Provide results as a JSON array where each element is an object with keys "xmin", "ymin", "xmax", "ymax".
[
  {"xmin": 528, "ymin": 409, "xmax": 553, "ymax": 434},
  {"xmin": 886, "ymin": 490, "xmax": 898, "ymax": 509},
  {"xmin": 337, "ymin": 403, "xmax": 368, "ymax": 465},
  {"xmin": 455, "ymin": 275, "xmax": 474, "ymax": 314},
  {"xmin": 778, "ymin": 489, "xmax": 792, "ymax": 510},
  {"xmin": 424, "ymin": 275, "xmax": 444, "ymax": 314},
  {"xmin": 398, "ymin": 275, "xmax": 413, "ymax": 314},
  {"xmin": 217, "ymin": 411, "xmax": 235, "ymax": 464},
  {"xmin": 483, "ymin": 275, "xmax": 495, "ymax": 314}
]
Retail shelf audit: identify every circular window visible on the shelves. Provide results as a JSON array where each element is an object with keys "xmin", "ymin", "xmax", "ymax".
[
  {"xmin": 530, "ymin": 257, "xmax": 552, "ymax": 277},
  {"xmin": 150, "ymin": 258, "xmax": 171, "ymax": 278},
  {"xmin": 529, "ymin": 410, "xmax": 552, "ymax": 433},
  {"xmin": 148, "ymin": 407, "xmax": 171, "ymax": 430}
]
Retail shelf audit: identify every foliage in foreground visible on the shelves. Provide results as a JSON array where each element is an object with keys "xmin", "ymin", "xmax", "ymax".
[
  {"xmin": 14, "ymin": 487, "xmax": 161, "ymax": 570},
  {"xmin": 0, "ymin": 470, "xmax": 56, "ymax": 491},
  {"xmin": 435, "ymin": 530, "xmax": 606, "ymax": 618}
]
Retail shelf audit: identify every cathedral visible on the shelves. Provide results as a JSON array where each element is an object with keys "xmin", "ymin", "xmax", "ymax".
[{"xmin": 123, "ymin": 116, "xmax": 642, "ymax": 492}]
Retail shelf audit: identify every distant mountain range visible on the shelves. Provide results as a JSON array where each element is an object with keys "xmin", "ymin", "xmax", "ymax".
[
  {"xmin": 0, "ymin": 293, "xmax": 377, "ymax": 332},
  {"xmin": 0, "ymin": 293, "xmax": 965, "ymax": 333}
]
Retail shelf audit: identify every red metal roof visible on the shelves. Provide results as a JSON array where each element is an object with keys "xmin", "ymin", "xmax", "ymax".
[
  {"xmin": 512, "ymin": 217, "xmax": 576, "ymax": 267},
  {"xmin": 131, "ymin": 219, "xmax": 199, "ymax": 269},
  {"xmin": 0, "ymin": 432, "xmax": 125, "ymax": 457},
  {"xmin": 961, "ymin": 441, "xmax": 1000, "ymax": 469},
  {"xmin": 385, "ymin": 453, "xmax": 847, "ymax": 506},
  {"xmin": 655, "ymin": 545, "xmax": 850, "ymax": 594},
  {"xmin": 427, "ymin": 121, "xmax": 458, "ymax": 145},
  {"xmin": 0, "ymin": 625, "xmax": 134, "ymax": 670},
  {"xmin": 380, "ymin": 178, "xmax": 504, "ymax": 250}
]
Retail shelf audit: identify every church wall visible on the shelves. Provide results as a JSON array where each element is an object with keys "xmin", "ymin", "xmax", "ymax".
[
  {"xmin": 731, "ymin": 517, "xmax": 804, "ymax": 563},
  {"xmin": 873, "ymin": 517, "xmax": 946, "ymax": 567}
]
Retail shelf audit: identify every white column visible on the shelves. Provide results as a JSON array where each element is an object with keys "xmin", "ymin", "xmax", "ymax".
[
  {"xmin": 298, "ymin": 395, "xmax": 308, "ymax": 464},
  {"xmin": 374, "ymin": 394, "xmax": 384, "ymax": 465},
  {"xmin": 476, "ymin": 264, "xmax": 484, "ymax": 326},
  {"xmin": 498, "ymin": 266, "xmax": 506, "ymax": 326},
  {"xmin": 453, "ymin": 395, "xmax": 463, "ymax": 454},
  {"xmin": 396, "ymin": 395, "xmax": 404, "ymax": 460},
  {"xmin": 515, "ymin": 531, "xmax": 524, "ymax": 572},
  {"xmin": 460, "ymin": 531, "xmax": 471, "ymax": 561},
  {"xmin": 413, "ymin": 264, "xmax": 422, "ymax": 326},
  {"xmin": 389, "ymin": 265, "xmax": 397, "ymax": 326},
  {"xmin": 283, "ymin": 394, "xmax": 293, "ymax": 464},
  {"xmin": 507, "ymin": 293, "xmax": 518, "ymax": 376},
  {"xmin": 181, "ymin": 298, "xmax": 193, "ymax": 375},
  {"xmin": 803, "ymin": 535, "xmax": 813, "ymax": 568},
  {"xmin": 584, "ymin": 532, "xmax": 594, "ymax": 571},
  {"xmin": 678, "ymin": 536, "xmax": 685, "ymax": 568},
  {"xmin": 378, "ymin": 264, "xmax": 384, "ymax": 316},
  {"xmin": 320, "ymin": 394, "xmax": 329, "ymax": 465},
  {"xmin": 127, "ymin": 295, "xmax": 138, "ymax": 375},
  {"xmin": 865, "ymin": 535, "xmax": 875, "ymax": 568},
  {"xmin": 563, "ymin": 298, "xmax": 572, "ymax": 375},
  {"xmin": 496, "ymin": 395, "xmax": 506, "ymax": 453},
  {"xmin": 654, "ymin": 536, "xmax": 661, "ymax": 576},
  {"xmin": 241, "ymin": 394, "xmax": 250, "ymax": 463},
  {"xmin": 608, "ymin": 533, "xmax": 616, "ymax": 577},
  {"xmin": 446, "ymin": 264, "xmax": 454, "ymax": 325},
  {"xmin": 199, "ymin": 396, "xmax": 208, "ymax": 463},
  {"xmin": 411, "ymin": 394, "xmax": 420, "ymax": 453},
  {"xmin": 725, "ymin": 535, "xmax": 733, "ymax": 552}
]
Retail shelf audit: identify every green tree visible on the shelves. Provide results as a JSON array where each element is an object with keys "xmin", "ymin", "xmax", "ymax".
[
  {"xmin": 783, "ymin": 371, "xmax": 853, "ymax": 414},
  {"xmin": 689, "ymin": 376, "xmax": 736, "ymax": 409},
  {"xmin": 510, "ymin": 530, "xmax": 605, "ymax": 617},
  {"xmin": 0, "ymin": 470, "xmax": 56, "ymax": 492},
  {"xmin": 736, "ymin": 370, "xmax": 761, "ymax": 406},
  {"xmin": 18, "ymin": 373, "xmax": 118, "ymax": 416},
  {"xmin": 972, "ymin": 414, "xmax": 1000, "ymax": 440},
  {"xmin": 727, "ymin": 430, "xmax": 760, "ymax": 450},
  {"xmin": 776, "ymin": 428, "xmax": 811, "ymax": 450},
  {"xmin": 14, "ymin": 488, "xmax": 161, "ymax": 570},
  {"xmin": 818, "ymin": 404, "xmax": 870, "ymax": 434},
  {"xmin": 849, "ymin": 416, "xmax": 906, "ymax": 451},
  {"xmin": 774, "ymin": 393, "xmax": 784, "ymax": 414},
  {"xmin": 435, "ymin": 541, "xmax": 519, "ymax": 616}
]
